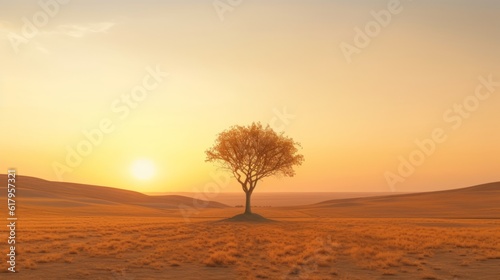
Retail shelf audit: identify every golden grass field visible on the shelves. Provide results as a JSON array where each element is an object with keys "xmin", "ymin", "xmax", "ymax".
[
  {"xmin": 2, "ymin": 214, "xmax": 500, "ymax": 279},
  {"xmin": 1, "ymin": 176, "xmax": 500, "ymax": 279}
]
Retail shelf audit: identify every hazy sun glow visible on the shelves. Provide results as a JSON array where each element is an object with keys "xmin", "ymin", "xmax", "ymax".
[
  {"xmin": 1, "ymin": 1, "xmax": 500, "ymax": 193},
  {"xmin": 131, "ymin": 159, "xmax": 156, "ymax": 181}
]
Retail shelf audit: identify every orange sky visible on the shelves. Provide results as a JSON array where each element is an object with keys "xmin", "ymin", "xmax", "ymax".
[{"xmin": 1, "ymin": 0, "xmax": 499, "ymax": 193}]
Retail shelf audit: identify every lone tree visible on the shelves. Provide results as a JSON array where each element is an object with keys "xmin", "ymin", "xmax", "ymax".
[{"xmin": 205, "ymin": 122, "xmax": 304, "ymax": 215}]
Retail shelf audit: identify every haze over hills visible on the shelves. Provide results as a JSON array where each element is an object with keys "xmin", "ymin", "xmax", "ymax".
[
  {"xmin": 0, "ymin": 175, "xmax": 227, "ymax": 216},
  {"xmin": 145, "ymin": 192, "xmax": 407, "ymax": 207},
  {"xmin": 3, "ymin": 174, "xmax": 499, "ymax": 219}
]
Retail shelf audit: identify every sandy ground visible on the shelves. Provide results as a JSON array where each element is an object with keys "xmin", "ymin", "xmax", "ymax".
[{"xmin": 1, "ymin": 210, "xmax": 500, "ymax": 280}]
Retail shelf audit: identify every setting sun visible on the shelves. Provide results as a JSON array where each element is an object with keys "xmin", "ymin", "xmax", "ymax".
[{"xmin": 131, "ymin": 159, "xmax": 156, "ymax": 181}]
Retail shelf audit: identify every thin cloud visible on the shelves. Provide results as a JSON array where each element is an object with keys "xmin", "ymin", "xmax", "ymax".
[
  {"xmin": 2, "ymin": 21, "xmax": 116, "ymax": 54},
  {"xmin": 48, "ymin": 22, "xmax": 116, "ymax": 38},
  {"xmin": 34, "ymin": 42, "xmax": 49, "ymax": 54}
]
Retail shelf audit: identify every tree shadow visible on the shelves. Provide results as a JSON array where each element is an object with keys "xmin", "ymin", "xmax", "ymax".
[{"xmin": 220, "ymin": 213, "xmax": 276, "ymax": 223}]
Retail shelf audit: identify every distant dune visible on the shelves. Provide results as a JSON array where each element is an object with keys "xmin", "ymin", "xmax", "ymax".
[
  {"xmin": 0, "ymin": 175, "xmax": 227, "ymax": 216},
  {"xmin": 297, "ymin": 182, "xmax": 500, "ymax": 218}
]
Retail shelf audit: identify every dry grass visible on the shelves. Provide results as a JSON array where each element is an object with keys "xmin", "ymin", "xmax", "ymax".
[{"xmin": 2, "ymin": 216, "xmax": 499, "ymax": 279}]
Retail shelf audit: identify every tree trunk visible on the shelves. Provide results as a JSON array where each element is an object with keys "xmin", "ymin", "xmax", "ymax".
[{"xmin": 244, "ymin": 191, "xmax": 252, "ymax": 214}]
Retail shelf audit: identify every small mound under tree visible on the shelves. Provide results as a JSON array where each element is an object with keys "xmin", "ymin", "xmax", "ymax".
[{"xmin": 205, "ymin": 122, "xmax": 304, "ymax": 215}]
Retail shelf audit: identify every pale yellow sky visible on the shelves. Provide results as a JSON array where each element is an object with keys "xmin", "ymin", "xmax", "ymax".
[{"xmin": 1, "ymin": 0, "xmax": 499, "ymax": 193}]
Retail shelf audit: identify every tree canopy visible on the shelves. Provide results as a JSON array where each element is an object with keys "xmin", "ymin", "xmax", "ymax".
[{"xmin": 206, "ymin": 122, "xmax": 304, "ymax": 214}]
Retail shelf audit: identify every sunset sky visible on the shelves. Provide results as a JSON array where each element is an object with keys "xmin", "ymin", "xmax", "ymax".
[{"xmin": 1, "ymin": 0, "xmax": 499, "ymax": 193}]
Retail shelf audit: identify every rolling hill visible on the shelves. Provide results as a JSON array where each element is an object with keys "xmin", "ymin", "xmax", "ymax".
[
  {"xmin": 297, "ymin": 182, "xmax": 500, "ymax": 218},
  {"xmin": 0, "ymin": 174, "xmax": 228, "ymax": 216}
]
